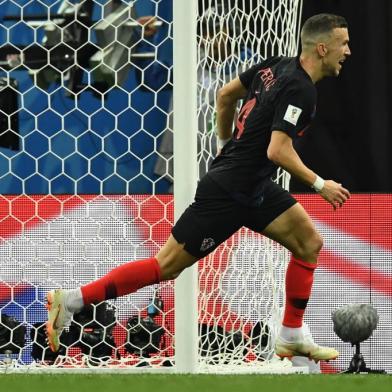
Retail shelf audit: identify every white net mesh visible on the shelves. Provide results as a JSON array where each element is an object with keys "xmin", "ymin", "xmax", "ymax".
[
  {"xmin": 196, "ymin": 0, "xmax": 300, "ymax": 370},
  {"xmin": 0, "ymin": 0, "xmax": 303, "ymax": 372}
]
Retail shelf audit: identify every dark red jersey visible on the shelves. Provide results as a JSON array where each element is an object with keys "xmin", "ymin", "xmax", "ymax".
[{"xmin": 208, "ymin": 56, "xmax": 317, "ymax": 206}]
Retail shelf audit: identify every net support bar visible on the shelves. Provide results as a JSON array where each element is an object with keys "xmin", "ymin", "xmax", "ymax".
[{"xmin": 173, "ymin": 0, "xmax": 199, "ymax": 373}]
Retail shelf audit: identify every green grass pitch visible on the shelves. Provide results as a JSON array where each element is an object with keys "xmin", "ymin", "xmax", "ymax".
[{"xmin": 0, "ymin": 374, "xmax": 391, "ymax": 392}]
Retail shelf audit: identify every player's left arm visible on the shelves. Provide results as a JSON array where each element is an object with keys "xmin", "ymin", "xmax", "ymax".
[
  {"xmin": 269, "ymin": 80, "xmax": 350, "ymax": 209},
  {"xmin": 267, "ymin": 131, "xmax": 350, "ymax": 209},
  {"xmin": 216, "ymin": 77, "xmax": 247, "ymax": 146}
]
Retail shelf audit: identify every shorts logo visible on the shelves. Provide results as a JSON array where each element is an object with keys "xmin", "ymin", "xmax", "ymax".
[
  {"xmin": 283, "ymin": 104, "xmax": 302, "ymax": 125},
  {"xmin": 200, "ymin": 237, "xmax": 215, "ymax": 252}
]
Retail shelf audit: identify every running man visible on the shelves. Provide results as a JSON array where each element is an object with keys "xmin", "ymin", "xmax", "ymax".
[{"xmin": 47, "ymin": 13, "xmax": 351, "ymax": 361}]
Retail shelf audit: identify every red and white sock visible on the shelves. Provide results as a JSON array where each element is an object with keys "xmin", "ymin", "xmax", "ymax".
[
  {"xmin": 282, "ymin": 255, "xmax": 317, "ymax": 335},
  {"xmin": 66, "ymin": 258, "xmax": 161, "ymax": 312}
]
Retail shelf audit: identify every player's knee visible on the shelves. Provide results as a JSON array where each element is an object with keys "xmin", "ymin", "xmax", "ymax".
[
  {"xmin": 311, "ymin": 231, "xmax": 323, "ymax": 252},
  {"xmin": 165, "ymin": 270, "xmax": 182, "ymax": 280},
  {"xmin": 158, "ymin": 254, "xmax": 184, "ymax": 280},
  {"xmin": 296, "ymin": 232, "xmax": 323, "ymax": 261},
  {"xmin": 159, "ymin": 261, "xmax": 193, "ymax": 281},
  {"xmin": 156, "ymin": 246, "xmax": 198, "ymax": 281},
  {"xmin": 160, "ymin": 262, "xmax": 184, "ymax": 280},
  {"xmin": 307, "ymin": 232, "xmax": 323, "ymax": 259}
]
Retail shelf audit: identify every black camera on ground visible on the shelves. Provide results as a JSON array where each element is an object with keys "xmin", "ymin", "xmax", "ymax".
[
  {"xmin": 31, "ymin": 322, "xmax": 66, "ymax": 362},
  {"xmin": 0, "ymin": 314, "xmax": 26, "ymax": 355},
  {"xmin": 199, "ymin": 323, "xmax": 246, "ymax": 364},
  {"xmin": 125, "ymin": 315, "xmax": 165, "ymax": 357},
  {"xmin": 68, "ymin": 302, "xmax": 117, "ymax": 364},
  {"xmin": 125, "ymin": 295, "xmax": 165, "ymax": 358},
  {"xmin": 30, "ymin": 302, "xmax": 117, "ymax": 364}
]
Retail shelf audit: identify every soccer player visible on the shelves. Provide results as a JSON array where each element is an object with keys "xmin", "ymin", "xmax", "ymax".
[{"xmin": 46, "ymin": 13, "xmax": 351, "ymax": 361}]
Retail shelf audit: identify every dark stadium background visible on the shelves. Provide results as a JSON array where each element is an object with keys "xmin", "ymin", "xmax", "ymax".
[
  {"xmin": 199, "ymin": 0, "xmax": 392, "ymax": 192},
  {"xmin": 291, "ymin": 0, "xmax": 392, "ymax": 192}
]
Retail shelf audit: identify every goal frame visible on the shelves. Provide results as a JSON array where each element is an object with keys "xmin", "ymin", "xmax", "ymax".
[{"xmin": 173, "ymin": 0, "xmax": 199, "ymax": 374}]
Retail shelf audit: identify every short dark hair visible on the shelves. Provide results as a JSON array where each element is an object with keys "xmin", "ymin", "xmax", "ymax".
[{"xmin": 301, "ymin": 13, "xmax": 348, "ymax": 48}]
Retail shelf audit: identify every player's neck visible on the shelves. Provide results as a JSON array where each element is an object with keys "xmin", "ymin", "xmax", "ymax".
[{"xmin": 299, "ymin": 54, "xmax": 323, "ymax": 83}]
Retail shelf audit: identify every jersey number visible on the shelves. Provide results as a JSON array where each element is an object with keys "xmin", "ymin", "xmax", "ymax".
[{"xmin": 236, "ymin": 97, "xmax": 256, "ymax": 139}]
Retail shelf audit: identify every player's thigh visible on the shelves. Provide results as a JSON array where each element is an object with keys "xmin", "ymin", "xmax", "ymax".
[
  {"xmin": 159, "ymin": 175, "xmax": 244, "ymax": 279},
  {"xmin": 171, "ymin": 202, "xmax": 242, "ymax": 260},
  {"xmin": 245, "ymin": 179, "xmax": 297, "ymax": 234},
  {"xmin": 261, "ymin": 203, "xmax": 322, "ymax": 260},
  {"xmin": 156, "ymin": 234, "xmax": 198, "ymax": 280}
]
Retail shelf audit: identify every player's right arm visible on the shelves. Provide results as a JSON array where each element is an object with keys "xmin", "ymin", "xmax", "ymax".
[
  {"xmin": 216, "ymin": 62, "xmax": 267, "ymax": 150},
  {"xmin": 267, "ymin": 131, "xmax": 350, "ymax": 209},
  {"xmin": 216, "ymin": 77, "xmax": 247, "ymax": 148}
]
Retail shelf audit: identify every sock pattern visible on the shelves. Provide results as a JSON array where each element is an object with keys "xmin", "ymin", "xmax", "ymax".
[
  {"xmin": 282, "ymin": 256, "xmax": 317, "ymax": 328},
  {"xmin": 81, "ymin": 257, "xmax": 161, "ymax": 305}
]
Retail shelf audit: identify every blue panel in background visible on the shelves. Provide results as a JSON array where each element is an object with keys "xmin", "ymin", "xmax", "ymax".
[{"xmin": 0, "ymin": 0, "xmax": 173, "ymax": 195}]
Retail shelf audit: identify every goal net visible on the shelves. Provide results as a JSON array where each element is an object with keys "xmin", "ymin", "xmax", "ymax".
[
  {"xmin": 0, "ymin": 0, "xmax": 302, "ymax": 372},
  {"xmin": 196, "ymin": 0, "xmax": 300, "ymax": 371}
]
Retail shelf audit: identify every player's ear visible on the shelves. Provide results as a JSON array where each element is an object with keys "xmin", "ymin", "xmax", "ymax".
[{"xmin": 316, "ymin": 42, "xmax": 328, "ymax": 57}]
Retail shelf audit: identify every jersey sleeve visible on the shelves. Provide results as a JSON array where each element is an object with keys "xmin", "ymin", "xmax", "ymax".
[
  {"xmin": 271, "ymin": 79, "xmax": 316, "ymax": 138},
  {"xmin": 239, "ymin": 56, "xmax": 281, "ymax": 90},
  {"xmin": 239, "ymin": 63, "xmax": 265, "ymax": 90}
]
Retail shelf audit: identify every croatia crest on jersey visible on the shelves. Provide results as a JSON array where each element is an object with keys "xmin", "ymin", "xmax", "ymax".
[{"xmin": 200, "ymin": 237, "xmax": 216, "ymax": 252}]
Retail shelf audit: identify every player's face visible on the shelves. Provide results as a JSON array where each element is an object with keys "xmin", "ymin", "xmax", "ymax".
[{"xmin": 322, "ymin": 27, "xmax": 351, "ymax": 77}]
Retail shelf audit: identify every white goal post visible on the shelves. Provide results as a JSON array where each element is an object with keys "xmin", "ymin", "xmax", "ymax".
[{"xmin": 173, "ymin": 0, "xmax": 199, "ymax": 373}]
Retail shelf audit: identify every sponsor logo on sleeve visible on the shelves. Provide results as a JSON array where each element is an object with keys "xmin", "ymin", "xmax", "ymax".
[{"xmin": 283, "ymin": 104, "xmax": 302, "ymax": 126}]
